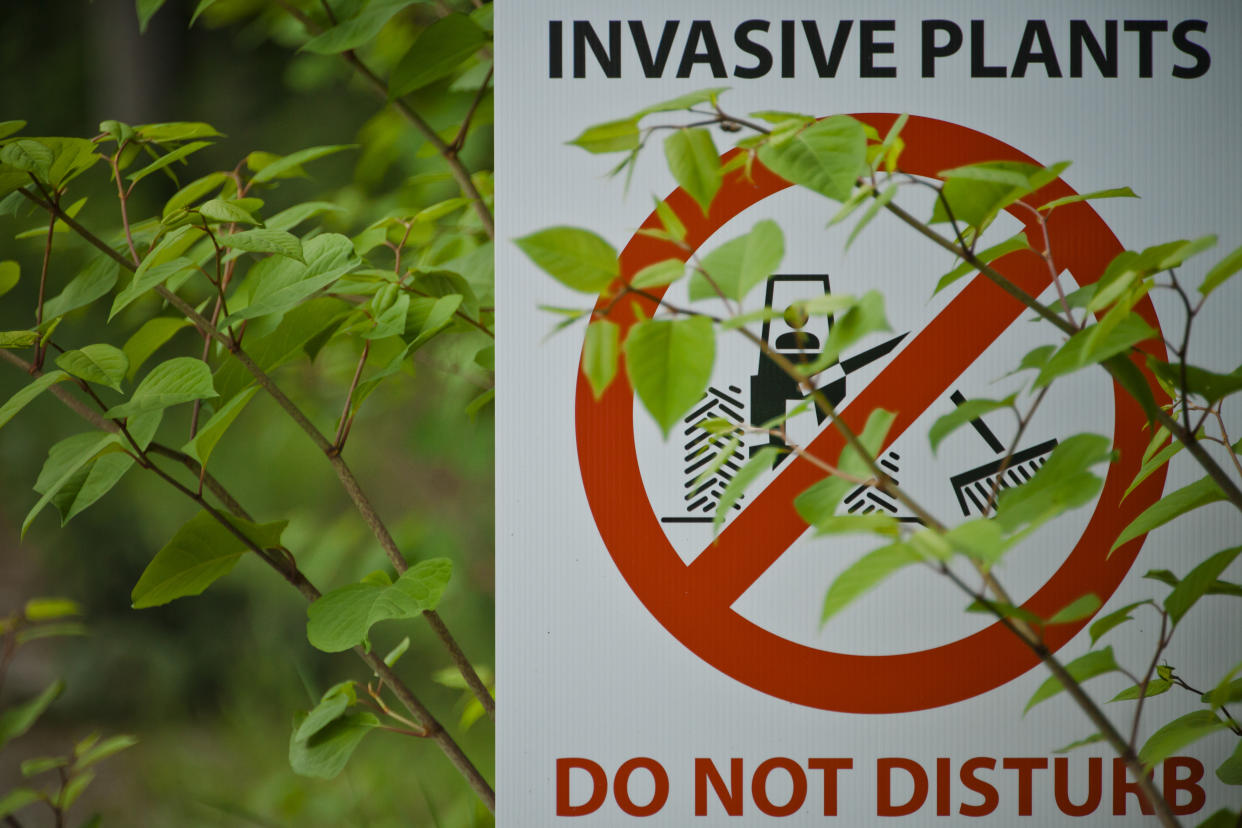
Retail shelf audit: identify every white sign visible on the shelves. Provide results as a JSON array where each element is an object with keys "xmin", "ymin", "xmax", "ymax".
[{"xmin": 497, "ymin": 3, "xmax": 1242, "ymax": 824}]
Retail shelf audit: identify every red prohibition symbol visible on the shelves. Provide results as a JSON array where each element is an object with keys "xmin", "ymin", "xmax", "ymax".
[{"xmin": 575, "ymin": 114, "xmax": 1169, "ymax": 713}]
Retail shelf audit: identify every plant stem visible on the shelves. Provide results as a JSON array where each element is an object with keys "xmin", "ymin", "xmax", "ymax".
[{"xmin": 15, "ymin": 186, "xmax": 497, "ymax": 719}]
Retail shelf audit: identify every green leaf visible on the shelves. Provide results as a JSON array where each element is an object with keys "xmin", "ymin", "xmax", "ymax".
[
  {"xmin": 996, "ymin": 433, "xmax": 1113, "ymax": 533},
  {"xmin": 162, "ymin": 171, "xmax": 228, "ymax": 218},
  {"xmin": 301, "ymin": 0, "xmax": 415, "ymax": 54},
  {"xmin": 630, "ymin": 259, "xmax": 685, "ymax": 290},
  {"xmin": 1047, "ymin": 593, "xmax": 1101, "ymax": 624},
  {"xmin": 933, "ymin": 161, "xmax": 1069, "ymax": 228},
  {"xmin": 57, "ymin": 770, "xmax": 93, "ymax": 811},
  {"xmin": 0, "ymin": 371, "xmax": 69, "ymax": 431},
  {"xmin": 122, "ymin": 317, "xmax": 192, "ymax": 381},
  {"xmin": 55, "ymin": 345, "xmax": 128, "ymax": 392},
  {"xmin": 1165, "ymin": 547, "xmax": 1242, "ymax": 624},
  {"xmin": 0, "ymin": 680, "xmax": 64, "ymax": 748},
  {"xmin": 249, "ymin": 145, "xmax": 356, "ymax": 185},
  {"xmin": 1089, "ymin": 600, "xmax": 1150, "ymax": 645},
  {"xmin": 182, "ymin": 386, "xmax": 259, "ymax": 467},
  {"xmin": 965, "ymin": 599, "xmax": 1043, "ymax": 626},
  {"xmin": 934, "ymin": 234, "xmax": 1030, "ymax": 296},
  {"xmin": 15, "ymin": 623, "xmax": 87, "ymax": 645},
  {"xmin": 213, "ymin": 298, "xmax": 348, "ymax": 401},
  {"xmin": 623, "ymin": 316, "xmax": 715, "ymax": 437},
  {"xmin": 0, "ymin": 260, "xmax": 17, "ymax": 298},
  {"xmin": 582, "ymin": 319, "xmax": 619, "ymax": 399},
  {"xmin": 929, "ymin": 395, "xmax": 1016, "ymax": 453},
  {"xmin": 131, "ymin": 511, "xmax": 287, "ymax": 608},
  {"xmin": 821, "ymin": 542, "xmax": 919, "ymax": 623},
  {"xmin": 295, "ymin": 682, "xmax": 356, "ymax": 741},
  {"xmin": 23, "ymin": 598, "xmax": 82, "ymax": 621},
  {"xmin": 1217, "ymin": 740, "xmax": 1242, "ymax": 785},
  {"xmin": 43, "ymin": 257, "xmax": 120, "ymax": 320},
  {"xmin": 134, "ymin": 122, "xmax": 223, "ymax": 143},
  {"xmin": 1110, "ymin": 679, "xmax": 1172, "ymax": 702},
  {"xmin": 1138, "ymin": 711, "xmax": 1229, "ymax": 769},
  {"xmin": 568, "ymin": 118, "xmax": 640, "ymax": 155},
  {"xmin": 943, "ymin": 519, "xmax": 1012, "ymax": 563},
  {"xmin": 1034, "ymin": 314, "xmax": 1156, "ymax": 388},
  {"xmin": 74, "ymin": 734, "xmax": 138, "ymax": 770},
  {"xmin": 635, "ymin": 88, "xmax": 729, "ymax": 117},
  {"xmin": 0, "ymin": 120, "xmax": 25, "ymax": 140},
  {"xmin": 798, "ymin": 290, "xmax": 891, "ymax": 375},
  {"xmin": 34, "ymin": 418, "xmax": 156, "ymax": 526},
  {"xmin": 22, "ymin": 431, "xmax": 120, "ymax": 537},
  {"xmin": 713, "ymin": 447, "xmax": 783, "ymax": 534},
  {"xmin": 1025, "ymin": 647, "xmax": 1119, "ymax": 712},
  {"xmin": 226, "ymin": 234, "xmax": 359, "ymax": 323},
  {"xmin": 515, "ymin": 227, "xmax": 618, "ymax": 294},
  {"xmin": 690, "ymin": 220, "xmax": 784, "ymax": 302},
  {"xmin": 1, "ymin": 139, "xmax": 53, "ymax": 180},
  {"xmin": 109, "ymin": 256, "xmax": 196, "ymax": 320},
  {"xmin": 794, "ymin": 476, "xmax": 854, "ymax": 530},
  {"xmin": 197, "ymin": 197, "xmax": 259, "ymax": 225},
  {"xmin": 664, "ymin": 128, "xmax": 721, "ymax": 215},
  {"xmin": 756, "ymin": 116, "xmax": 867, "ymax": 202},
  {"xmin": 1145, "ymin": 568, "xmax": 1242, "ymax": 597},
  {"xmin": 1201, "ymin": 243, "xmax": 1242, "ymax": 297},
  {"xmin": 127, "ymin": 141, "xmax": 212, "ymax": 186},
  {"xmin": 389, "ymin": 14, "xmax": 487, "ymax": 98},
  {"xmin": 20, "ymin": 756, "xmax": 67, "ymax": 777},
  {"xmin": 1053, "ymin": 733, "xmax": 1104, "ymax": 754},
  {"xmin": 845, "ymin": 183, "xmax": 897, "ymax": 250},
  {"xmin": 384, "ymin": 636, "xmax": 411, "ymax": 667},
  {"xmin": 1149, "ymin": 361, "xmax": 1242, "ymax": 405},
  {"xmin": 0, "ymin": 331, "xmax": 37, "ymax": 349},
  {"xmin": 136, "ymin": 0, "xmax": 166, "ymax": 32},
  {"xmin": 104, "ymin": 357, "xmax": 216, "ymax": 419},
  {"xmin": 809, "ymin": 513, "xmax": 899, "ymax": 538},
  {"xmin": 1111, "ymin": 476, "xmax": 1227, "ymax": 553},
  {"xmin": 1125, "ymin": 434, "xmax": 1184, "ymax": 500},
  {"xmin": 221, "ymin": 228, "xmax": 304, "ymax": 262},
  {"xmin": 289, "ymin": 711, "xmax": 378, "ymax": 779},
  {"xmin": 1038, "ymin": 186, "xmax": 1138, "ymax": 212},
  {"xmin": 0, "ymin": 788, "xmax": 40, "ymax": 819},
  {"xmin": 266, "ymin": 201, "xmax": 345, "ymax": 232},
  {"xmin": 306, "ymin": 559, "xmax": 454, "ymax": 652}
]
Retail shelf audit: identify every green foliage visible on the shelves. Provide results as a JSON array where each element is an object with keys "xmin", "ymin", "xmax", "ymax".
[
  {"xmin": 306, "ymin": 559, "xmax": 453, "ymax": 652},
  {"xmin": 515, "ymin": 227, "xmax": 617, "ymax": 294},
  {"xmin": 663, "ymin": 128, "xmax": 721, "ymax": 215},
  {"xmin": 1025, "ymin": 648, "xmax": 1120, "ymax": 712},
  {"xmin": 756, "ymin": 116, "xmax": 867, "ymax": 202},
  {"xmin": 690, "ymin": 220, "xmax": 784, "ymax": 302},
  {"xmin": 622, "ymin": 315, "xmax": 715, "ymax": 437}
]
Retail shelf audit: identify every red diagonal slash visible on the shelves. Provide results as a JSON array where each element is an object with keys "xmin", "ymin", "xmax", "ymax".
[{"xmin": 575, "ymin": 115, "xmax": 1168, "ymax": 712}]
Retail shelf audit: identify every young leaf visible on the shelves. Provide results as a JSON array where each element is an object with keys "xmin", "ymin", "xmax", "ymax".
[
  {"xmin": 928, "ymin": 395, "xmax": 1016, "ymax": 453},
  {"xmin": 1025, "ymin": 647, "xmax": 1120, "ymax": 712},
  {"xmin": 1089, "ymin": 601, "xmax": 1150, "ymax": 644},
  {"xmin": 55, "ymin": 345, "xmax": 129, "ymax": 392},
  {"xmin": 1053, "ymin": 733, "xmax": 1104, "ymax": 754},
  {"xmin": 197, "ymin": 197, "xmax": 260, "ymax": 225},
  {"xmin": 182, "ymin": 386, "xmax": 259, "ymax": 467},
  {"xmin": 127, "ymin": 141, "xmax": 213, "ymax": 186},
  {"xmin": 1111, "ymin": 476, "xmax": 1227, "ymax": 553},
  {"xmin": 0, "ymin": 789, "xmax": 39, "ymax": 820},
  {"xmin": 622, "ymin": 316, "xmax": 715, "ymax": 437},
  {"xmin": 294, "ymin": 682, "xmax": 356, "ymax": 741},
  {"xmin": 756, "ymin": 116, "xmax": 867, "ymax": 202},
  {"xmin": 1046, "ymin": 593, "xmax": 1101, "ymax": 625},
  {"xmin": 104, "ymin": 357, "xmax": 217, "ymax": 419},
  {"xmin": 1110, "ymin": 679, "xmax": 1172, "ymax": 702},
  {"xmin": 74, "ymin": 734, "xmax": 138, "ymax": 771},
  {"xmin": 713, "ymin": 447, "xmax": 783, "ymax": 533},
  {"xmin": 42, "ymin": 257, "xmax": 119, "ymax": 320},
  {"xmin": 220, "ymin": 228, "xmax": 304, "ymax": 262},
  {"xmin": 934, "ymin": 234, "xmax": 1030, "ymax": 296},
  {"xmin": 1165, "ymin": 547, "xmax": 1242, "ymax": 625},
  {"xmin": 1148, "ymin": 361, "xmax": 1242, "ymax": 405},
  {"xmin": 582, "ymin": 319, "xmax": 619, "ymax": 399},
  {"xmin": 568, "ymin": 118, "xmax": 640, "ymax": 155},
  {"xmin": 122, "ymin": 317, "xmax": 192, "ymax": 380},
  {"xmin": 0, "ymin": 260, "xmax": 17, "ymax": 298},
  {"xmin": 0, "ymin": 331, "xmax": 38, "ymax": 349},
  {"xmin": 389, "ymin": 14, "xmax": 487, "ymax": 98},
  {"xmin": 821, "ymin": 542, "xmax": 919, "ymax": 623},
  {"xmin": 844, "ymin": 183, "xmax": 897, "ymax": 250},
  {"xmin": 1034, "ymin": 314, "xmax": 1156, "ymax": 388},
  {"xmin": 0, "ymin": 680, "xmax": 64, "ymax": 748},
  {"xmin": 0, "ymin": 139, "xmax": 53, "ymax": 180},
  {"xmin": 1038, "ymin": 186, "xmax": 1138, "ymax": 212},
  {"xmin": 635, "ymin": 88, "xmax": 730, "ymax": 117},
  {"xmin": 690, "ymin": 220, "xmax": 784, "ymax": 302},
  {"xmin": 664, "ymin": 127, "xmax": 721, "ymax": 215},
  {"xmin": 630, "ymin": 259, "xmax": 685, "ymax": 289},
  {"xmin": 1201, "ymin": 243, "xmax": 1242, "ymax": 298},
  {"xmin": 794, "ymin": 476, "xmax": 854, "ymax": 530},
  {"xmin": 226, "ymin": 234, "xmax": 359, "ymax": 323},
  {"xmin": 288, "ymin": 711, "xmax": 379, "ymax": 779},
  {"xmin": 300, "ymin": 0, "xmax": 415, "ymax": 54},
  {"xmin": 995, "ymin": 433, "xmax": 1113, "ymax": 533},
  {"xmin": 249, "ymin": 145, "xmax": 356, "ymax": 185},
  {"xmin": 109, "ymin": 256, "xmax": 196, "ymax": 320},
  {"xmin": 22, "ymin": 432, "xmax": 120, "ymax": 537},
  {"xmin": 131, "ymin": 511, "xmax": 287, "ymax": 608},
  {"xmin": 1138, "ymin": 711, "xmax": 1229, "ymax": 769},
  {"xmin": 23, "ymin": 598, "xmax": 82, "ymax": 621},
  {"xmin": 1217, "ymin": 741, "xmax": 1242, "ymax": 786},
  {"xmin": 515, "ymin": 227, "xmax": 618, "ymax": 294},
  {"xmin": 306, "ymin": 559, "xmax": 453, "ymax": 652}
]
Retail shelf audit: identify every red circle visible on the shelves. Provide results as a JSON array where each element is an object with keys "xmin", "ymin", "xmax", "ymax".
[{"xmin": 575, "ymin": 114, "xmax": 1168, "ymax": 712}]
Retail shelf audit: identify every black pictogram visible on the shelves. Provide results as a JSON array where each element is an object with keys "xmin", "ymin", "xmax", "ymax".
[
  {"xmin": 947, "ymin": 389, "xmax": 1059, "ymax": 516},
  {"xmin": 661, "ymin": 385, "xmax": 748, "ymax": 524}
]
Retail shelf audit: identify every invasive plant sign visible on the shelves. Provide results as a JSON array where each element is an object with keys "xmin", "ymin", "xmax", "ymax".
[{"xmin": 498, "ymin": 2, "xmax": 1242, "ymax": 825}]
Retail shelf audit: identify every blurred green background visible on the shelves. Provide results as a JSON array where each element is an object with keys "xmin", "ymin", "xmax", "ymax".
[{"xmin": 0, "ymin": 0, "xmax": 495, "ymax": 824}]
